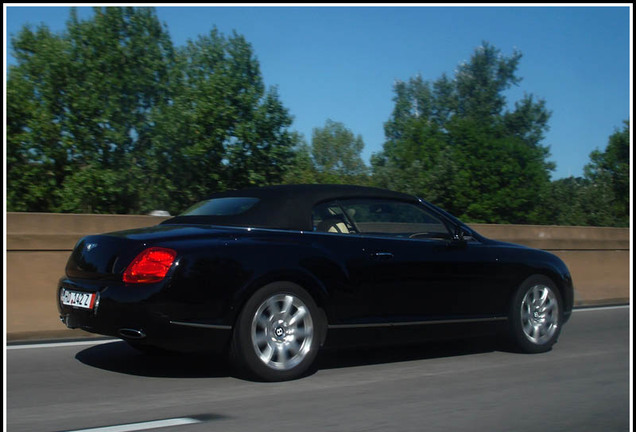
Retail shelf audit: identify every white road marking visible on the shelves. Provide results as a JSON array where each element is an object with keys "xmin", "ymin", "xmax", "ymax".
[
  {"xmin": 62, "ymin": 417, "xmax": 202, "ymax": 432},
  {"xmin": 572, "ymin": 305, "xmax": 630, "ymax": 312},
  {"xmin": 6, "ymin": 338, "xmax": 116, "ymax": 350}
]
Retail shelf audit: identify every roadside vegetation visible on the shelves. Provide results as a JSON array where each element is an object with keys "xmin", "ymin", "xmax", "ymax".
[{"xmin": 7, "ymin": 7, "xmax": 630, "ymax": 227}]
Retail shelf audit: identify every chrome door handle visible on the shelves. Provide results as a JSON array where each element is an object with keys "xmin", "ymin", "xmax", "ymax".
[{"xmin": 371, "ymin": 252, "xmax": 394, "ymax": 260}]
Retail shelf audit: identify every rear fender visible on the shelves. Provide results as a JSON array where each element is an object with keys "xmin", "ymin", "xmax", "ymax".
[{"xmin": 232, "ymin": 269, "xmax": 331, "ymax": 326}]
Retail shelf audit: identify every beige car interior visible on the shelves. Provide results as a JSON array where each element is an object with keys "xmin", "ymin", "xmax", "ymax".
[{"xmin": 316, "ymin": 208, "xmax": 356, "ymax": 233}]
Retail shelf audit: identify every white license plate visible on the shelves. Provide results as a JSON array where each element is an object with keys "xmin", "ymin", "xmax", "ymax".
[{"xmin": 60, "ymin": 289, "xmax": 96, "ymax": 309}]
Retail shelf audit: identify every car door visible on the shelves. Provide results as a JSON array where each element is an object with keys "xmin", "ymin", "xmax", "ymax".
[{"xmin": 332, "ymin": 199, "xmax": 504, "ymax": 323}]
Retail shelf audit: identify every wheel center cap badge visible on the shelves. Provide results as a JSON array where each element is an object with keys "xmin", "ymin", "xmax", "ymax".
[{"xmin": 274, "ymin": 327, "xmax": 285, "ymax": 337}]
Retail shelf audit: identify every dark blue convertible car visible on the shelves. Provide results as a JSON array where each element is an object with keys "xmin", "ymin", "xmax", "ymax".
[{"xmin": 58, "ymin": 184, "xmax": 573, "ymax": 381}]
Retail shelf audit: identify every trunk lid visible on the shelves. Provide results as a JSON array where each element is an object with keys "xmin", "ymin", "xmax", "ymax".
[{"xmin": 65, "ymin": 224, "xmax": 238, "ymax": 280}]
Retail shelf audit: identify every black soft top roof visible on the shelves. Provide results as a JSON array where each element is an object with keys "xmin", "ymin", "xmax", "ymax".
[{"xmin": 161, "ymin": 184, "xmax": 419, "ymax": 231}]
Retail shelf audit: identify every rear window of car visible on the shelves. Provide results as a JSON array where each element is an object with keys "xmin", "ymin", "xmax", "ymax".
[{"xmin": 180, "ymin": 197, "xmax": 260, "ymax": 216}]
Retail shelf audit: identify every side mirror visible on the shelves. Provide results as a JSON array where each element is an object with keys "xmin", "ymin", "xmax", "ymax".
[{"xmin": 450, "ymin": 226, "xmax": 471, "ymax": 246}]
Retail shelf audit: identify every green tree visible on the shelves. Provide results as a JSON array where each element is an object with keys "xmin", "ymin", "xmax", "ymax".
[
  {"xmin": 540, "ymin": 121, "xmax": 629, "ymax": 227},
  {"xmin": 7, "ymin": 24, "xmax": 72, "ymax": 211},
  {"xmin": 311, "ymin": 119, "xmax": 368, "ymax": 182},
  {"xmin": 149, "ymin": 29, "xmax": 296, "ymax": 212},
  {"xmin": 8, "ymin": 7, "xmax": 296, "ymax": 215},
  {"xmin": 282, "ymin": 136, "xmax": 320, "ymax": 184},
  {"xmin": 582, "ymin": 121, "xmax": 630, "ymax": 227},
  {"xmin": 283, "ymin": 119, "xmax": 369, "ymax": 185},
  {"xmin": 372, "ymin": 42, "xmax": 554, "ymax": 224},
  {"xmin": 540, "ymin": 176, "xmax": 589, "ymax": 226},
  {"xmin": 8, "ymin": 7, "xmax": 175, "ymax": 213}
]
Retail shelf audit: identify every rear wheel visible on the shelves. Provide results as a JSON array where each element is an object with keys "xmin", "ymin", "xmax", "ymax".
[
  {"xmin": 508, "ymin": 275, "xmax": 563, "ymax": 353},
  {"xmin": 231, "ymin": 282, "xmax": 322, "ymax": 381}
]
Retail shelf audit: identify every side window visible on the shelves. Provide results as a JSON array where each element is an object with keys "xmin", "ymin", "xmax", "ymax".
[
  {"xmin": 312, "ymin": 202, "xmax": 357, "ymax": 234},
  {"xmin": 339, "ymin": 199, "xmax": 450, "ymax": 239}
]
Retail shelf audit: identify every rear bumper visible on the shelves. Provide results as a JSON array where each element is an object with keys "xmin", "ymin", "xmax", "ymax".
[{"xmin": 57, "ymin": 278, "xmax": 232, "ymax": 352}]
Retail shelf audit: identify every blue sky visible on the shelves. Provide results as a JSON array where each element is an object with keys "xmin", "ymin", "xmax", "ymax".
[{"xmin": 4, "ymin": 5, "xmax": 632, "ymax": 180}]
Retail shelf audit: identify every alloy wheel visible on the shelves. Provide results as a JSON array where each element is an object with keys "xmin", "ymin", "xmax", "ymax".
[
  {"xmin": 250, "ymin": 293, "xmax": 315, "ymax": 371},
  {"xmin": 520, "ymin": 284, "xmax": 559, "ymax": 345}
]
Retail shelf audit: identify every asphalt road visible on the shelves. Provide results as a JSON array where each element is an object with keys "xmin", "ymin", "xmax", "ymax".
[{"xmin": 6, "ymin": 306, "xmax": 631, "ymax": 432}]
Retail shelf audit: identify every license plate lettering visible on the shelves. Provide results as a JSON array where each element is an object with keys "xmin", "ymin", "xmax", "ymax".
[{"xmin": 61, "ymin": 289, "xmax": 96, "ymax": 309}]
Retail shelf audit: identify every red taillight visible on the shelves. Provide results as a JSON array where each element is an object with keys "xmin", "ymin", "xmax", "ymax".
[{"xmin": 123, "ymin": 247, "xmax": 177, "ymax": 284}]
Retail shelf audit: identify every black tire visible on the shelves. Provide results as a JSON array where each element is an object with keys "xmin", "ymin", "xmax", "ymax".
[
  {"xmin": 508, "ymin": 275, "xmax": 563, "ymax": 353},
  {"xmin": 231, "ymin": 282, "xmax": 323, "ymax": 381}
]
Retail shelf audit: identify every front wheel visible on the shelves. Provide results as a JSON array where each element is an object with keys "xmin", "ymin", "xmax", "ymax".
[
  {"xmin": 508, "ymin": 275, "xmax": 563, "ymax": 353},
  {"xmin": 231, "ymin": 282, "xmax": 322, "ymax": 381}
]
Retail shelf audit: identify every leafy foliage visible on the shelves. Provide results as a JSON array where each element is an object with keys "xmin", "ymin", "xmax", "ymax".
[
  {"xmin": 7, "ymin": 15, "xmax": 629, "ymax": 227},
  {"xmin": 283, "ymin": 119, "xmax": 370, "ymax": 185},
  {"xmin": 7, "ymin": 7, "xmax": 295, "ymax": 214},
  {"xmin": 543, "ymin": 122, "xmax": 630, "ymax": 227},
  {"xmin": 372, "ymin": 43, "xmax": 555, "ymax": 224},
  {"xmin": 584, "ymin": 121, "xmax": 630, "ymax": 226}
]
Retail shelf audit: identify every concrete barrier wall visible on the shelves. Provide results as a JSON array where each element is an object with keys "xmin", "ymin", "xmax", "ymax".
[{"xmin": 6, "ymin": 213, "xmax": 631, "ymax": 341}]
